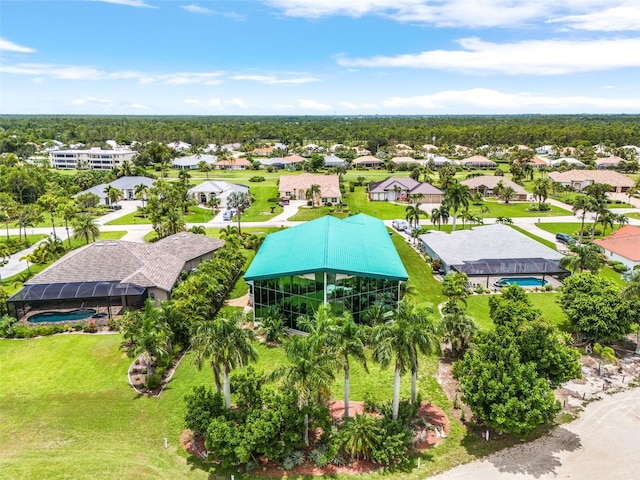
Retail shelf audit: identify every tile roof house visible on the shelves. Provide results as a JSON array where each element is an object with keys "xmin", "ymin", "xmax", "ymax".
[
  {"xmin": 279, "ymin": 173, "xmax": 342, "ymax": 204},
  {"xmin": 368, "ymin": 177, "xmax": 443, "ymax": 203},
  {"xmin": 213, "ymin": 158, "xmax": 252, "ymax": 170},
  {"xmin": 461, "ymin": 176, "xmax": 528, "ymax": 201},
  {"xmin": 75, "ymin": 176, "xmax": 155, "ymax": 204},
  {"xmin": 171, "ymin": 154, "xmax": 217, "ymax": 170},
  {"xmin": 548, "ymin": 158, "xmax": 586, "ymax": 169},
  {"xmin": 391, "ymin": 156, "xmax": 419, "ymax": 165},
  {"xmin": 548, "ymin": 170, "xmax": 635, "ymax": 193},
  {"xmin": 594, "ymin": 225, "xmax": 640, "ymax": 269},
  {"xmin": 9, "ymin": 233, "xmax": 225, "ymax": 316},
  {"xmin": 353, "ymin": 155, "xmax": 384, "ymax": 168},
  {"xmin": 595, "ymin": 156, "xmax": 625, "ymax": 169},
  {"xmin": 188, "ymin": 181, "xmax": 249, "ymax": 204},
  {"xmin": 459, "ymin": 155, "xmax": 497, "ymax": 168}
]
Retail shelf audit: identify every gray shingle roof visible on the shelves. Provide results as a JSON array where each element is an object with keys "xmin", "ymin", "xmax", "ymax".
[{"xmin": 26, "ymin": 233, "xmax": 224, "ymax": 293}]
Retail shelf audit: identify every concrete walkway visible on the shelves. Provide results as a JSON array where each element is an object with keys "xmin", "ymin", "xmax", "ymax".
[
  {"xmin": 427, "ymin": 387, "xmax": 640, "ymax": 480},
  {"xmin": 0, "ymin": 238, "xmax": 47, "ymax": 280},
  {"xmin": 95, "ymin": 200, "xmax": 143, "ymax": 225}
]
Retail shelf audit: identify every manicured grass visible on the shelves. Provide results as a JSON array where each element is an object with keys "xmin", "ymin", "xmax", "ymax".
[
  {"xmin": 466, "ymin": 293, "xmax": 569, "ymax": 332},
  {"xmin": 599, "ymin": 266, "xmax": 626, "ymax": 287},
  {"xmin": 106, "ymin": 206, "xmax": 213, "ymax": 225},
  {"xmin": 550, "ymin": 192, "xmax": 633, "ymax": 208},
  {"xmin": 288, "ymin": 206, "xmax": 349, "ymax": 221},
  {"xmin": 468, "ymin": 199, "xmax": 571, "ymax": 218},
  {"xmin": 627, "ymin": 212, "xmax": 640, "ymax": 219},
  {"xmin": 241, "ymin": 184, "xmax": 283, "ymax": 221},
  {"xmin": 347, "ymin": 187, "xmax": 409, "ymax": 219},
  {"xmin": 390, "ymin": 231, "xmax": 446, "ymax": 306},
  {"xmin": 535, "ymin": 222, "xmax": 623, "ymax": 240}
]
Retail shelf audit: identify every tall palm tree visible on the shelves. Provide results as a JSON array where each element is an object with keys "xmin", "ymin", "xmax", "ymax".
[
  {"xmin": 572, "ymin": 195, "xmax": 591, "ymax": 242},
  {"xmin": 621, "ymin": 270, "xmax": 640, "ymax": 354},
  {"xmin": 443, "ymin": 182, "xmax": 471, "ymax": 231},
  {"xmin": 441, "ymin": 310, "xmax": 478, "ymax": 358},
  {"xmin": 206, "ymin": 196, "xmax": 221, "ymax": 213},
  {"xmin": 598, "ymin": 210, "xmax": 617, "ymax": 237},
  {"xmin": 60, "ymin": 202, "xmax": 78, "ymax": 247},
  {"xmin": 72, "ymin": 213, "xmax": 100, "ymax": 245},
  {"xmin": 226, "ymin": 191, "xmax": 251, "ymax": 234},
  {"xmin": 117, "ymin": 160, "xmax": 134, "ymax": 177},
  {"xmin": 191, "ymin": 314, "xmax": 257, "ymax": 408},
  {"xmin": 372, "ymin": 299, "xmax": 440, "ymax": 418},
  {"xmin": 198, "ymin": 160, "xmax": 212, "ymax": 179},
  {"xmin": 405, "ymin": 203, "xmax": 428, "ymax": 228},
  {"xmin": 269, "ymin": 335, "xmax": 336, "ymax": 446},
  {"xmin": 305, "ymin": 184, "xmax": 322, "ymax": 207},
  {"xmin": 331, "ymin": 312, "xmax": 369, "ymax": 418}
]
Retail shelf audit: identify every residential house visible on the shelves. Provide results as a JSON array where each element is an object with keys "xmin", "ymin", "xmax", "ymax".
[
  {"xmin": 279, "ymin": 173, "xmax": 342, "ymax": 204},
  {"xmin": 353, "ymin": 155, "xmax": 384, "ymax": 168},
  {"xmin": 459, "ymin": 155, "xmax": 497, "ymax": 169},
  {"xmin": 75, "ymin": 176, "xmax": 155, "ymax": 205},
  {"xmin": 187, "ymin": 181, "xmax": 249, "ymax": 205},
  {"xmin": 213, "ymin": 158, "xmax": 252, "ymax": 170},
  {"xmin": 548, "ymin": 158, "xmax": 586, "ymax": 169},
  {"xmin": 548, "ymin": 170, "xmax": 635, "ymax": 193},
  {"xmin": 171, "ymin": 154, "xmax": 217, "ymax": 170},
  {"xmin": 167, "ymin": 141, "xmax": 191, "ymax": 151},
  {"xmin": 461, "ymin": 176, "xmax": 528, "ymax": 201},
  {"xmin": 324, "ymin": 155, "xmax": 349, "ymax": 168},
  {"xmin": 594, "ymin": 225, "xmax": 640, "ymax": 270},
  {"xmin": 368, "ymin": 177, "xmax": 443, "ymax": 203},
  {"xmin": 595, "ymin": 156, "xmax": 624, "ymax": 169}
]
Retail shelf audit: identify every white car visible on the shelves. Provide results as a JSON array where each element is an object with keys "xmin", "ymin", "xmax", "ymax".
[{"xmin": 392, "ymin": 220, "xmax": 409, "ymax": 231}]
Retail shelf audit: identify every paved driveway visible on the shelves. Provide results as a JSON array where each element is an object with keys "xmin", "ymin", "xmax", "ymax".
[{"xmin": 427, "ymin": 387, "xmax": 640, "ymax": 480}]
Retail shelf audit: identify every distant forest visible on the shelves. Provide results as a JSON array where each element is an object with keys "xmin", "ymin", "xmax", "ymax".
[{"xmin": 1, "ymin": 115, "xmax": 639, "ymax": 152}]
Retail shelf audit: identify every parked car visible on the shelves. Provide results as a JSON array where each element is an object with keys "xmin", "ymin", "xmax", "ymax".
[
  {"xmin": 392, "ymin": 220, "xmax": 410, "ymax": 232},
  {"xmin": 556, "ymin": 232, "xmax": 576, "ymax": 245},
  {"xmin": 222, "ymin": 210, "xmax": 234, "ymax": 221}
]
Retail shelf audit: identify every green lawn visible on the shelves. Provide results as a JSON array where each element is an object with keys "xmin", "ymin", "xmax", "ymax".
[
  {"xmin": 468, "ymin": 199, "xmax": 571, "ymax": 218},
  {"xmin": 466, "ymin": 293, "xmax": 569, "ymax": 332},
  {"xmin": 510, "ymin": 225, "xmax": 556, "ymax": 249},
  {"xmin": 535, "ymin": 222, "xmax": 622, "ymax": 240},
  {"xmin": 106, "ymin": 206, "xmax": 214, "ymax": 226},
  {"xmin": 241, "ymin": 184, "xmax": 283, "ymax": 222}
]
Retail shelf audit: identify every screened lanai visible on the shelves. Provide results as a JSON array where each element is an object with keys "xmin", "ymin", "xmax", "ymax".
[{"xmin": 8, "ymin": 281, "xmax": 147, "ymax": 319}]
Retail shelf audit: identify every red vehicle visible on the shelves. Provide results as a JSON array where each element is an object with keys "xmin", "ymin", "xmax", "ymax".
[{"xmin": 281, "ymin": 198, "xmax": 290, "ymax": 205}]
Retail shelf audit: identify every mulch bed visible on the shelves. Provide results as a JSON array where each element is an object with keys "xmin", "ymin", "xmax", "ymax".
[{"xmin": 181, "ymin": 400, "xmax": 450, "ymax": 476}]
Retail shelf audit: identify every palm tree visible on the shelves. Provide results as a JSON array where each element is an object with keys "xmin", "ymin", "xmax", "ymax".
[
  {"xmin": 72, "ymin": 213, "xmax": 100, "ymax": 245},
  {"xmin": 498, "ymin": 186, "xmax": 517, "ymax": 204},
  {"xmin": 621, "ymin": 270, "xmax": 640, "ymax": 354},
  {"xmin": 19, "ymin": 252, "xmax": 36, "ymax": 274},
  {"xmin": 613, "ymin": 212, "xmax": 629, "ymax": 231},
  {"xmin": 226, "ymin": 191, "xmax": 252, "ymax": 234},
  {"xmin": 117, "ymin": 160, "xmax": 134, "ymax": 177},
  {"xmin": 305, "ymin": 184, "xmax": 322, "ymax": 207},
  {"xmin": 572, "ymin": 195, "xmax": 591, "ymax": 242},
  {"xmin": 161, "ymin": 209, "xmax": 186, "ymax": 237},
  {"xmin": 405, "ymin": 203, "xmax": 428, "ymax": 228},
  {"xmin": 198, "ymin": 160, "xmax": 212, "ymax": 179},
  {"xmin": 269, "ymin": 335, "xmax": 336, "ymax": 446},
  {"xmin": 206, "ymin": 196, "xmax": 221, "ymax": 214},
  {"xmin": 121, "ymin": 299, "xmax": 172, "ymax": 383},
  {"xmin": 59, "ymin": 202, "xmax": 78, "ymax": 247},
  {"xmin": 134, "ymin": 183, "xmax": 149, "ymax": 209},
  {"xmin": 533, "ymin": 177, "xmax": 551, "ymax": 209},
  {"xmin": 372, "ymin": 299, "xmax": 440, "ymax": 418},
  {"xmin": 443, "ymin": 182, "xmax": 471, "ymax": 231},
  {"xmin": 219, "ymin": 225, "xmax": 239, "ymax": 240},
  {"xmin": 598, "ymin": 210, "xmax": 617, "ymax": 237},
  {"xmin": 341, "ymin": 414, "xmax": 381, "ymax": 461},
  {"xmin": 331, "ymin": 312, "xmax": 369, "ymax": 418},
  {"xmin": 495, "ymin": 216, "xmax": 513, "ymax": 225},
  {"xmin": 104, "ymin": 185, "xmax": 123, "ymax": 206},
  {"xmin": 191, "ymin": 314, "xmax": 257, "ymax": 408},
  {"xmin": 441, "ymin": 310, "xmax": 478, "ymax": 358},
  {"xmin": 559, "ymin": 243, "xmax": 605, "ymax": 274},
  {"xmin": 479, "ymin": 205, "xmax": 490, "ymax": 223}
]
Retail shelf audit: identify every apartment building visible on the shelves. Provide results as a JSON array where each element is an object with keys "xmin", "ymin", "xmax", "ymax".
[{"xmin": 49, "ymin": 147, "xmax": 135, "ymax": 170}]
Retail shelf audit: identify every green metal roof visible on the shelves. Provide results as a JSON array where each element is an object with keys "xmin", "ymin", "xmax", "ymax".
[{"xmin": 244, "ymin": 214, "xmax": 408, "ymax": 282}]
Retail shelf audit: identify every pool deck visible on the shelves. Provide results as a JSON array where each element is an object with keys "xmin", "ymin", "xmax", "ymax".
[
  {"xmin": 20, "ymin": 305, "xmax": 124, "ymax": 325},
  {"xmin": 469, "ymin": 275, "xmax": 563, "ymax": 291}
]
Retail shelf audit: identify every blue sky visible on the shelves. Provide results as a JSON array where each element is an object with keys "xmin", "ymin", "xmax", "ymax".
[{"xmin": 1, "ymin": 0, "xmax": 639, "ymax": 115}]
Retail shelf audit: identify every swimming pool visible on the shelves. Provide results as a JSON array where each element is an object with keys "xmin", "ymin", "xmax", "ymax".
[
  {"xmin": 494, "ymin": 277, "xmax": 548, "ymax": 287},
  {"xmin": 28, "ymin": 308, "xmax": 97, "ymax": 323}
]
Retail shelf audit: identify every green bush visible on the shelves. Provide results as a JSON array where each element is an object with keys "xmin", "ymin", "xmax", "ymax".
[
  {"xmin": 184, "ymin": 385, "xmax": 225, "ymax": 435},
  {"xmin": 249, "ymin": 176, "xmax": 265, "ymax": 182},
  {"xmin": 145, "ymin": 374, "xmax": 161, "ymax": 390}
]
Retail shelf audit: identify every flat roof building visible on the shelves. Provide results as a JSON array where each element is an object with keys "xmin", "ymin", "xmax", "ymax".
[{"xmin": 50, "ymin": 147, "xmax": 135, "ymax": 170}]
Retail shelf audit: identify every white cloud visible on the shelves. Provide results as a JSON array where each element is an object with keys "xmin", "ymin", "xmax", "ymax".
[
  {"xmin": 548, "ymin": 4, "xmax": 640, "ymax": 31},
  {"xmin": 380, "ymin": 88, "xmax": 640, "ymax": 112},
  {"xmin": 265, "ymin": 1, "xmax": 639, "ymax": 29},
  {"xmin": 231, "ymin": 74, "xmax": 319, "ymax": 85},
  {"xmin": 0, "ymin": 38, "xmax": 35, "ymax": 53},
  {"xmin": 339, "ymin": 101, "xmax": 379, "ymax": 109},
  {"xmin": 182, "ymin": 4, "xmax": 214, "ymax": 15},
  {"xmin": 298, "ymin": 99, "xmax": 332, "ymax": 111},
  {"xmin": 0, "ymin": 63, "xmax": 226, "ymax": 84},
  {"xmin": 337, "ymin": 37, "xmax": 640, "ymax": 75},
  {"xmin": 228, "ymin": 98, "xmax": 247, "ymax": 108},
  {"xmin": 72, "ymin": 96, "xmax": 114, "ymax": 106},
  {"xmin": 94, "ymin": 0, "xmax": 157, "ymax": 8},
  {"xmin": 208, "ymin": 99, "xmax": 221, "ymax": 107}
]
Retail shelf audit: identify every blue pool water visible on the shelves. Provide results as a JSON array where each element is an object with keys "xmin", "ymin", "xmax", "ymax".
[
  {"xmin": 495, "ymin": 277, "xmax": 547, "ymax": 287},
  {"xmin": 28, "ymin": 308, "xmax": 97, "ymax": 323}
]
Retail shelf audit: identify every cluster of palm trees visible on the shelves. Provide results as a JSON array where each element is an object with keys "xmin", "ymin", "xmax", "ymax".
[{"xmin": 572, "ymin": 184, "xmax": 629, "ymax": 241}]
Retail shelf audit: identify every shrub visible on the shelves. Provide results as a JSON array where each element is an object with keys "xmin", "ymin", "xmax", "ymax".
[
  {"xmin": 307, "ymin": 200, "xmax": 313, "ymax": 206},
  {"xmin": 83, "ymin": 320, "xmax": 98, "ymax": 333},
  {"xmin": 0, "ymin": 314, "xmax": 17, "ymax": 337},
  {"xmin": 431, "ymin": 258, "xmax": 443, "ymax": 272},
  {"xmin": 249, "ymin": 176, "xmax": 265, "ymax": 182},
  {"xmin": 184, "ymin": 385, "xmax": 225, "ymax": 435},
  {"xmin": 146, "ymin": 373, "xmax": 161, "ymax": 390},
  {"xmin": 349, "ymin": 182, "xmax": 355, "ymax": 192},
  {"xmin": 474, "ymin": 284, "xmax": 485, "ymax": 294}
]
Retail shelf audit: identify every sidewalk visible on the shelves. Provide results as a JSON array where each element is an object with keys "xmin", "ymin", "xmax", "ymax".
[{"xmin": 0, "ymin": 237, "xmax": 48, "ymax": 280}]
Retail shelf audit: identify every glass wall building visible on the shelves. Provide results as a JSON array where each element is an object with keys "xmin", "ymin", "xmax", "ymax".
[{"xmin": 245, "ymin": 214, "xmax": 408, "ymax": 328}]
